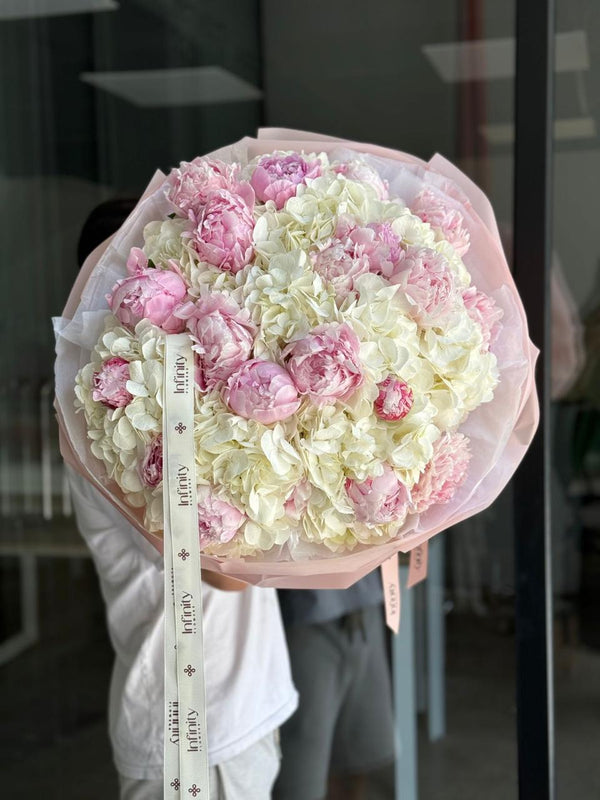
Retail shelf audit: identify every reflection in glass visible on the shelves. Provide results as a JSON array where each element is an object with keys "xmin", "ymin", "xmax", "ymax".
[{"xmin": 551, "ymin": 2, "xmax": 600, "ymax": 796}]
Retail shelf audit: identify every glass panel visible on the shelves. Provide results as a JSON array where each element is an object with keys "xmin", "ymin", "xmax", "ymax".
[
  {"xmin": 0, "ymin": 2, "xmax": 261, "ymax": 795},
  {"xmin": 262, "ymin": 1, "xmax": 520, "ymax": 798},
  {"xmin": 1, "ymin": 1, "xmax": 564, "ymax": 798},
  {"xmin": 551, "ymin": 2, "xmax": 600, "ymax": 796}
]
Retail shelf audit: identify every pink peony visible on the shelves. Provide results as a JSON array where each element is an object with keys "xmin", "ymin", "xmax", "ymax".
[
  {"xmin": 391, "ymin": 247, "xmax": 455, "ymax": 324},
  {"xmin": 284, "ymin": 322, "xmax": 363, "ymax": 405},
  {"xmin": 284, "ymin": 481, "xmax": 312, "ymax": 520},
  {"xmin": 346, "ymin": 463, "xmax": 409, "ymax": 525},
  {"xmin": 92, "ymin": 357, "xmax": 133, "ymax": 409},
  {"xmin": 333, "ymin": 160, "xmax": 389, "ymax": 200},
  {"xmin": 411, "ymin": 433, "xmax": 471, "ymax": 514},
  {"xmin": 108, "ymin": 248, "xmax": 187, "ymax": 333},
  {"xmin": 190, "ymin": 189, "xmax": 255, "ymax": 273},
  {"xmin": 224, "ymin": 359, "xmax": 301, "ymax": 424},
  {"xmin": 412, "ymin": 188, "xmax": 471, "ymax": 257},
  {"xmin": 374, "ymin": 376, "xmax": 414, "ymax": 421},
  {"xmin": 251, "ymin": 153, "xmax": 321, "ymax": 209},
  {"xmin": 175, "ymin": 293, "xmax": 256, "ymax": 390},
  {"xmin": 197, "ymin": 484, "xmax": 245, "ymax": 547},
  {"xmin": 166, "ymin": 157, "xmax": 241, "ymax": 216},
  {"xmin": 462, "ymin": 286, "xmax": 503, "ymax": 351},
  {"xmin": 141, "ymin": 434, "xmax": 163, "ymax": 487},
  {"xmin": 126, "ymin": 247, "xmax": 148, "ymax": 273},
  {"xmin": 310, "ymin": 237, "xmax": 370, "ymax": 301},
  {"xmin": 364, "ymin": 222, "xmax": 406, "ymax": 274},
  {"xmin": 335, "ymin": 217, "xmax": 405, "ymax": 277}
]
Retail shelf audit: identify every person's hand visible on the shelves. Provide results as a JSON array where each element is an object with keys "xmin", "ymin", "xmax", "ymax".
[{"xmin": 202, "ymin": 571, "xmax": 248, "ymax": 592}]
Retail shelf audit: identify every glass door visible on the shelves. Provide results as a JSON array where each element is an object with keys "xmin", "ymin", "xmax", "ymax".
[
  {"xmin": 0, "ymin": 2, "xmax": 262, "ymax": 796},
  {"xmin": 551, "ymin": 1, "xmax": 600, "ymax": 796}
]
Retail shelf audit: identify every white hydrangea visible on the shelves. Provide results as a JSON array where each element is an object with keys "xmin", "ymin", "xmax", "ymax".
[
  {"xmin": 143, "ymin": 217, "xmax": 191, "ymax": 266},
  {"xmin": 293, "ymin": 400, "xmax": 381, "ymax": 495},
  {"xmin": 390, "ymin": 209, "xmax": 437, "ymax": 248},
  {"xmin": 75, "ymin": 317, "xmax": 165, "ymax": 530},
  {"xmin": 252, "ymin": 173, "xmax": 380, "ymax": 262},
  {"xmin": 301, "ymin": 487, "xmax": 356, "ymax": 551},
  {"xmin": 419, "ymin": 308, "xmax": 499, "ymax": 427},
  {"xmin": 242, "ymin": 250, "xmax": 339, "ymax": 357},
  {"xmin": 341, "ymin": 273, "xmax": 422, "ymax": 385},
  {"xmin": 372, "ymin": 394, "xmax": 441, "ymax": 486},
  {"xmin": 193, "ymin": 391, "xmax": 304, "ymax": 543}
]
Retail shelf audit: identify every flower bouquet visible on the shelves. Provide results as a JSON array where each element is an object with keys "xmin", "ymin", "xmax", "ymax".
[{"xmin": 54, "ymin": 128, "xmax": 538, "ymax": 588}]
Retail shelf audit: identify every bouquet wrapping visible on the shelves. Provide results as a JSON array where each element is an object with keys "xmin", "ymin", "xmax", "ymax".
[{"xmin": 54, "ymin": 128, "xmax": 539, "ymax": 589}]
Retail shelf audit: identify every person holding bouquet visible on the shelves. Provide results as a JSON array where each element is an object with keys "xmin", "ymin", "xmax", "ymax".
[
  {"xmin": 275, "ymin": 575, "xmax": 395, "ymax": 800},
  {"xmin": 70, "ymin": 203, "xmax": 298, "ymax": 800}
]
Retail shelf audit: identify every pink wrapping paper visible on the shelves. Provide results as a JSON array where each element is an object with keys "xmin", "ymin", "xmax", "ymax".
[{"xmin": 54, "ymin": 130, "xmax": 539, "ymax": 588}]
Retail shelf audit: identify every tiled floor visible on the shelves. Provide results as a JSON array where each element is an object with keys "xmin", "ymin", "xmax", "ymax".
[{"xmin": 1, "ymin": 554, "xmax": 599, "ymax": 799}]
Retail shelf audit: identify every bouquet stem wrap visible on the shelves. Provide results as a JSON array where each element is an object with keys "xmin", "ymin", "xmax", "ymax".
[{"xmin": 54, "ymin": 128, "xmax": 539, "ymax": 590}]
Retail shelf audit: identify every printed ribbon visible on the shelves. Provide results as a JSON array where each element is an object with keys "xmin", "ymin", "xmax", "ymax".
[
  {"xmin": 381, "ymin": 552, "xmax": 401, "ymax": 633},
  {"xmin": 381, "ymin": 542, "xmax": 429, "ymax": 633},
  {"xmin": 407, "ymin": 542, "xmax": 428, "ymax": 589},
  {"xmin": 163, "ymin": 334, "xmax": 210, "ymax": 799}
]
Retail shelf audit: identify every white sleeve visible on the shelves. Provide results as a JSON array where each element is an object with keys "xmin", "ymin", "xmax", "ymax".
[
  {"xmin": 67, "ymin": 467, "xmax": 166, "ymax": 779},
  {"xmin": 66, "ymin": 467, "xmax": 164, "ymax": 659}
]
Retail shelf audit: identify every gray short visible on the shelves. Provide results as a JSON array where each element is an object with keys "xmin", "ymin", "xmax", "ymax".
[
  {"xmin": 274, "ymin": 604, "xmax": 396, "ymax": 800},
  {"xmin": 118, "ymin": 730, "xmax": 281, "ymax": 800}
]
